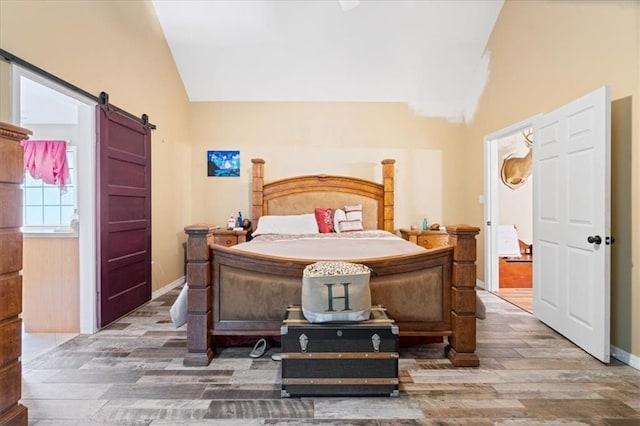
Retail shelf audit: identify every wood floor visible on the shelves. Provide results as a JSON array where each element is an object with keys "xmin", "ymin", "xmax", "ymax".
[
  {"xmin": 495, "ymin": 287, "xmax": 533, "ymax": 314},
  {"xmin": 21, "ymin": 287, "xmax": 640, "ymax": 425}
]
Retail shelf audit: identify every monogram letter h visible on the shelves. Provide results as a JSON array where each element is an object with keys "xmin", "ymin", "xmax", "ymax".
[{"xmin": 324, "ymin": 283, "xmax": 352, "ymax": 312}]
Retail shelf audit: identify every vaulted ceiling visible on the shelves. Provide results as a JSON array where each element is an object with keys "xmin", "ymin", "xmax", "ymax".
[{"xmin": 151, "ymin": 0, "xmax": 504, "ymax": 122}]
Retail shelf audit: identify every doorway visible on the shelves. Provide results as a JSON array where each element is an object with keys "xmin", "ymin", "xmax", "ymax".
[
  {"xmin": 484, "ymin": 87, "xmax": 611, "ymax": 364},
  {"xmin": 11, "ymin": 65, "xmax": 98, "ymax": 344},
  {"xmin": 483, "ymin": 116, "xmax": 539, "ymax": 312}
]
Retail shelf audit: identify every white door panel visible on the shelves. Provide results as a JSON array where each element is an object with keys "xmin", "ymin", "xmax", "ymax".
[
  {"xmin": 537, "ymin": 241, "xmax": 560, "ymax": 309},
  {"xmin": 533, "ymin": 86, "xmax": 610, "ymax": 363}
]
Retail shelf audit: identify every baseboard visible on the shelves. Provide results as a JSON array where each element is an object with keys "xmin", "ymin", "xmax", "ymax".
[
  {"xmin": 611, "ymin": 345, "xmax": 640, "ymax": 371},
  {"xmin": 476, "ymin": 279, "xmax": 486, "ymax": 290},
  {"xmin": 152, "ymin": 276, "xmax": 185, "ymax": 300}
]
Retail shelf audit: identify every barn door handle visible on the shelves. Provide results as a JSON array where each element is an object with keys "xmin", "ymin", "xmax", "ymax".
[{"xmin": 587, "ymin": 235, "xmax": 602, "ymax": 245}]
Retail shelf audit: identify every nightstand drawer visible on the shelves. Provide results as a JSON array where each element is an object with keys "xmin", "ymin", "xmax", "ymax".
[
  {"xmin": 213, "ymin": 235, "xmax": 238, "ymax": 247},
  {"xmin": 212, "ymin": 229, "xmax": 247, "ymax": 247},
  {"xmin": 416, "ymin": 232, "xmax": 448, "ymax": 249}
]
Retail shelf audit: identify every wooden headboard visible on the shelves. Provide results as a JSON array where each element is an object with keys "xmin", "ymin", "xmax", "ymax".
[{"xmin": 251, "ymin": 159, "xmax": 395, "ymax": 232}]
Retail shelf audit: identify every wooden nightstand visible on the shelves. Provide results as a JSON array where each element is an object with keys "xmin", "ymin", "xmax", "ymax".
[
  {"xmin": 399, "ymin": 229, "xmax": 449, "ymax": 249},
  {"xmin": 212, "ymin": 229, "xmax": 247, "ymax": 247}
]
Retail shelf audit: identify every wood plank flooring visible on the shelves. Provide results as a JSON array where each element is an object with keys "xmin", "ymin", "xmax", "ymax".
[
  {"xmin": 495, "ymin": 288, "xmax": 533, "ymax": 314},
  {"xmin": 22, "ymin": 287, "xmax": 640, "ymax": 425}
]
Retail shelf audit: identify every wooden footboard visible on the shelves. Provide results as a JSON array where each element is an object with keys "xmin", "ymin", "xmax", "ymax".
[{"xmin": 184, "ymin": 224, "xmax": 480, "ymax": 367}]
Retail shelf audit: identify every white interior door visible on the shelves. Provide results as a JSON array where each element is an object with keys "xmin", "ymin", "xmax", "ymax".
[{"xmin": 533, "ymin": 86, "xmax": 611, "ymax": 363}]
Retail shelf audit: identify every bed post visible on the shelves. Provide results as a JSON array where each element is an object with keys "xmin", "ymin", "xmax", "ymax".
[
  {"xmin": 252, "ymin": 158, "xmax": 265, "ymax": 230},
  {"xmin": 381, "ymin": 159, "xmax": 395, "ymax": 232},
  {"xmin": 183, "ymin": 224, "xmax": 215, "ymax": 366},
  {"xmin": 446, "ymin": 224, "xmax": 481, "ymax": 367}
]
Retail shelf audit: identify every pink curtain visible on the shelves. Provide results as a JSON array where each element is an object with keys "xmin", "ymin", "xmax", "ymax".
[{"xmin": 21, "ymin": 140, "xmax": 69, "ymax": 192}]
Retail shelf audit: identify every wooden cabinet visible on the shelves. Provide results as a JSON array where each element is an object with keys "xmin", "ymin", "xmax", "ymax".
[
  {"xmin": 499, "ymin": 255, "xmax": 533, "ymax": 288},
  {"xmin": 0, "ymin": 122, "xmax": 31, "ymax": 426},
  {"xmin": 212, "ymin": 229, "xmax": 247, "ymax": 247},
  {"xmin": 399, "ymin": 229, "xmax": 449, "ymax": 249}
]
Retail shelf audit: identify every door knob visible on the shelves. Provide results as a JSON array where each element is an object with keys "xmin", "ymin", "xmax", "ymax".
[{"xmin": 587, "ymin": 235, "xmax": 602, "ymax": 245}]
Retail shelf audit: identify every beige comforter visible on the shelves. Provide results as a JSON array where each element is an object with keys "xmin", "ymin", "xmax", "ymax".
[{"xmin": 231, "ymin": 230, "xmax": 426, "ymax": 260}]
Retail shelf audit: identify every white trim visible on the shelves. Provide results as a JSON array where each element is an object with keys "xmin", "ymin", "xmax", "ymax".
[
  {"xmin": 152, "ymin": 276, "xmax": 186, "ymax": 300},
  {"xmin": 77, "ymin": 103, "xmax": 97, "ymax": 334},
  {"xmin": 475, "ymin": 279, "xmax": 486, "ymax": 290},
  {"xmin": 22, "ymin": 145, "xmax": 78, "ymax": 230},
  {"xmin": 22, "ymin": 230, "xmax": 77, "ymax": 238},
  {"xmin": 611, "ymin": 345, "xmax": 640, "ymax": 370},
  {"xmin": 11, "ymin": 64, "xmax": 98, "ymax": 335},
  {"xmin": 483, "ymin": 115, "xmax": 541, "ymax": 293}
]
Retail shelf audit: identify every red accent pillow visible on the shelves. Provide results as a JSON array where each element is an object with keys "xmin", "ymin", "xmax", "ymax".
[{"xmin": 314, "ymin": 208, "xmax": 335, "ymax": 233}]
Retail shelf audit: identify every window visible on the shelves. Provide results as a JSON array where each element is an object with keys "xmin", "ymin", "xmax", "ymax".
[{"xmin": 22, "ymin": 146, "xmax": 77, "ymax": 232}]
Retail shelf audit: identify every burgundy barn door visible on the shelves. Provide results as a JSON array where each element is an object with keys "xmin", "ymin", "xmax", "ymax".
[{"xmin": 97, "ymin": 100, "xmax": 152, "ymax": 328}]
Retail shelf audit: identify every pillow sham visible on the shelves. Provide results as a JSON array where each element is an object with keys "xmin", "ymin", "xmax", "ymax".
[
  {"xmin": 338, "ymin": 219, "xmax": 364, "ymax": 233},
  {"xmin": 338, "ymin": 204, "xmax": 364, "ymax": 232},
  {"xmin": 252, "ymin": 213, "xmax": 319, "ymax": 236},
  {"xmin": 314, "ymin": 208, "xmax": 335, "ymax": 233},
  {"xmin": 345, "ymin": 204, "xmax": 363, "ymax": 221}
]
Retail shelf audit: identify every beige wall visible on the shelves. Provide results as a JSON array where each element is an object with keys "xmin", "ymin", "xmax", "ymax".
[
  {"xmin": 0, "ymin": 0, "xmax": 192, "ymax": 291},
  {"xmin": 189, "ymin": 102, "xmax": 466, "ymax": 230},
  {"xmin": 467, "ymin": 0, "xmax": 640, "ymax": 356}
]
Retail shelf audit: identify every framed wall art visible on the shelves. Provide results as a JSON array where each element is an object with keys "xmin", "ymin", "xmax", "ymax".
[{"xmin": 207, "ymin": 150, "xmax": 240, "ymax": 177}]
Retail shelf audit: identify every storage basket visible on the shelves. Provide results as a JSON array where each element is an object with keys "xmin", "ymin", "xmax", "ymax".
[{"xmin": 301, "ymin": 261, "xmax": 371, "ymax": 323}]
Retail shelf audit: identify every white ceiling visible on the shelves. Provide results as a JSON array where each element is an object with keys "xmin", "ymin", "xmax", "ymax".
[{"xmin": 152, "ymin": 0, "xmax": 503, "ymax": 123}]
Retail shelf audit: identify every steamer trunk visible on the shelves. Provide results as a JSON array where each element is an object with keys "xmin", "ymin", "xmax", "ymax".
[{"xmin": 281, "ymin": 305, "xmax": 399, "ymax": 397}]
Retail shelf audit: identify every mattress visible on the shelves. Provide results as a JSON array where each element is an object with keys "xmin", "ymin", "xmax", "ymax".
[{"xmin": 231, "ymin": 230, "xmax": 426, "ymax": 260}]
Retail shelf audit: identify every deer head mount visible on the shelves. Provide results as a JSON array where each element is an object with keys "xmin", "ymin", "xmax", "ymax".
[{"xmin": 500, "ymin": 130, "xmax": 533, "ymax": 190}]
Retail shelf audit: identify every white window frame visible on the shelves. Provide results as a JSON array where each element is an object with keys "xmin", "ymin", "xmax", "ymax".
[{"xmin": 22, "ymin": 145, "xmax": 78, "ymax": 234}]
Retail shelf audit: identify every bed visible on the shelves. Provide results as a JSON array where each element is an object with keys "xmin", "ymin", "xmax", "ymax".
[{"xmin": 183, "ymin": 158, "xmax": 480, "ymax": 367}]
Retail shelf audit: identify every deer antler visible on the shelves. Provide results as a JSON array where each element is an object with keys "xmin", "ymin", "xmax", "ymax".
[{"xmin": 522, "ymin": 129, "xmax": 533, "ymax": 146}]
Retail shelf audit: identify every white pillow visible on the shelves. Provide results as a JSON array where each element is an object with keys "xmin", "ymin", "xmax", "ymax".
[
  {"xmin": 339, "ymin": 204, "xmax": 364, "ymax": 232},
  {"xmin": 338, "ymin": 219, "xmax": 364, "ymax": 233},
  {"xmin": 333, "ymin": 209, "xmax": 347, "ymax": 234},
  {"xmin": 252, "ymin": 213, "xmax": 319, "ymax": 236}
]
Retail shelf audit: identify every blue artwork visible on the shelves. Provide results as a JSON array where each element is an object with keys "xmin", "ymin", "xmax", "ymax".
[{"xmin": 207, "ymin": 150, "xmax": 240, "ymax": 177}]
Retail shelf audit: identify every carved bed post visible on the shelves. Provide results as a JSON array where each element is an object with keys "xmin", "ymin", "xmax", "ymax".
[
  {"xmin": 252, "ymin": 158, "xmax": 265, "ymax": 230},
  {"xmin": 446, "ymin": 224, "xmax": 481, "ymax": 367},
  {"xmin": 183, "ymin": 224, "xmax": 215, "ymax": 366},
  {"xmin": 381, "ymin": 159, "xmax": 395, "ymax": 232}
]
